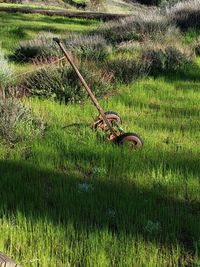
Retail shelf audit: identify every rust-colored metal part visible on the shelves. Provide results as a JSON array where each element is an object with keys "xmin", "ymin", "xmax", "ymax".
[
  {"xmin": 115, "ymin": 133, "xmax": 144, "ymax": 149},
  {"xmin": 93, "ymin": 113, "xmax": 121, "ymax": 130},
  {"xmin": 53, "ymin": 38, "xmax": 118, "ymax": 139}
]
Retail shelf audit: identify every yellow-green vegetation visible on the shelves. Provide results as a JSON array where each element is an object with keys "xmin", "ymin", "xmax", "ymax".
[{"xmin": 0, "ymin": 3, "xmax": 200, "ymax": 266}]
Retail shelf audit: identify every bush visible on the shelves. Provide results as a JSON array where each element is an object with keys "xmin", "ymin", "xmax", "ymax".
[
  {"xmin": 165, "ymin": 0, "xmax": 200, "ymax": 29},
  {"xmin": 24, "ymin": 61, "xmax": 112, "ymax": 103},
  {"xmin": 142, "ymin": 43, "xmax": 194, "ymax": 75},
  {"xmin": 0, "ymin": 97, "xmax": 44, "ymax": 145},
  {"xmin": 0, "ymin": 47, "xmax": 13, "ymax": 86},
  {"xmin": 63, "ymin": 34, "xmax": 111, "ymax": 61},
  {"xmin": 14, "ymin": 32, "xmax": 59, "ymax": 62},
  {"xmin": 98, "ymin": 12, "xmax": 171, "ymax": 45},
  {"xmin": 14, "ymin": 33, "xmax": 110, "ymax": 63},
  {"xmin": 107, "ymin": 56, "xmax": 150, "ymax": 83}
]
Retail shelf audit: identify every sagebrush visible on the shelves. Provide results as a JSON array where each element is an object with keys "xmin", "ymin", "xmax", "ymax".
[
  {"xmin": 25, "ymin": 61, "xmax": 112, "ymax": 103},
  {"xmin": 0, "ymin": 46, "xmax": 13, "ymax": 86},
  {"xmin": 0, "ymin": 97, "xmax": 45, "ymax": 145}
]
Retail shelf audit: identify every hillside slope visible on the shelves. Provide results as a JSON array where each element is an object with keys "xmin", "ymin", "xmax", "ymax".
[
  {"xmin": 0, "ymin": 3, "xmax": 200, "ymax": 266},
  {"xmin": 0, "ymin": 0, "xmax": 151, "ymax": 13}
]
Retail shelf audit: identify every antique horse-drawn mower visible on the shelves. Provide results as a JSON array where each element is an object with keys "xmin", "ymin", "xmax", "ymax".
[{"xmin": 54, "ymin": 38, "xmax": 143, "ymax": 149}]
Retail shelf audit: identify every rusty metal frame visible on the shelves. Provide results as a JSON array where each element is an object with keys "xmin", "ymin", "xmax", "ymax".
[{"xmin": 53, "ymin": 38, "xmax": 118, "ymax": 139}]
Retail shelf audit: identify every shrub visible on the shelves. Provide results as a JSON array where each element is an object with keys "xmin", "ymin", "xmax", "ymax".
[
  {"xmin": 0, "ymin": 97, "xmax": 45, "ymax": 145},
  {"xmin": 24, "ymin": 60, "xmax": 112, "ymax": 103},
  {"xmin": 0, "ymin": 47, "xmax": 13, "ymax": 86},
  {"xmin": 165, "ymin": 0, "xmax": 200, "ymax": 29},
  {"xmin": 95, "ymin": 0, "xmax": 200, "ymax": 46},
  {"xmin": 148, "ymin": 24, "xmax": 182, "ymax": 43},
  {"xmin": 142, "ymin": 43, "xmax": 194, "ymax": 75},
  {"xmin": 63, "ymin": 34, "xmax": 111, "ymax": 61},
  {"xmin": 14, "ymin": 33, "xmax": 110, "ymax": 63},
  {"xmin": 14, "ymin": 32, "xmax": 59, "ymax": 62},
  {"xmin": 107, "ymin": 56, "xmax": 150, "ymax": 83},
  {"xmin": 98, "ymin": 12, "xmax": 171, "ymax": 45}
]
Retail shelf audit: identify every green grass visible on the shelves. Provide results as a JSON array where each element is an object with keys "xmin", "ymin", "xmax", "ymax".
[
  {"xmin": 0, "ymin": 11, "xmax": 100, "ymax": 54},
  {"xmin": 0, "ymin": 10, "xmax": 200, "ymax": 267},
  {"xmin": 0, "ymin": 76, "xmax": 200, "ymax": 266},
  {"xmin": 0, "ymin": 3, "xmax": 72, "ymax": 10},
  {"xmin": 183, "ymin": 28, "xmax": 200, "ymax": 45}
]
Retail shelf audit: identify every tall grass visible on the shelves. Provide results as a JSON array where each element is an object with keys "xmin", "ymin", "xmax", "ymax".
[{"xmin": 0, "ymin": 76, "xmax": 200, "ymax": 266}]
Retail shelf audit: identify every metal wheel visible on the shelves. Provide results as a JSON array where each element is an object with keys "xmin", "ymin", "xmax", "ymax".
[
  {"xmin": 104, "ymin": 111, "xmax": 122, "ymax": 125},
  {"xmin": 93, "ymin": 111, "xmax": 122, "ymax": 131},
  {"xmin": 115, "ymin": 132, "xmax": 144, "ymax": 149}
]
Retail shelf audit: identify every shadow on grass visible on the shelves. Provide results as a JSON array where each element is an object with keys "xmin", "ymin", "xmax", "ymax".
[{"xmin": 0, "ymin": 155, "xmax": 199, "ymax": 255}]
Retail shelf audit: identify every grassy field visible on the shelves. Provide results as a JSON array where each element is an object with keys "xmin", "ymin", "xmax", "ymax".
[
  {"xmin": 0, "ymin": 8, "xmax": 200, "ymax": 267},
  {"xmin": 0, "ymin": 11, "xmax": 99, "ymax": 54}
]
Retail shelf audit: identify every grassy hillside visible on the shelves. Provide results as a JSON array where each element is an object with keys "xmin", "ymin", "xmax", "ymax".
[
  {"xmin": 0, "ymin": 0, "xmax": 152, "ymax": 14},
  {"xmin": 0, "ymin": 12, "xmax": 98, "ymax": 51},
  {"xmin": 0, "ymin": 2, "xmax": 200, "ymax": 266}
]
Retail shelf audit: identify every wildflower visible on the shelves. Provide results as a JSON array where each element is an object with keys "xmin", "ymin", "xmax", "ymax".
[
  {"xmin": 144, "ymin": 220, "xmax": 161, "ymax": 234},
  {"xmin": 78, "ymin": 182, "xmax": 94, "ymax": 193},
  {"xmin": 107, "ymin": 208, "xmax": 116, "ymax": 218}
]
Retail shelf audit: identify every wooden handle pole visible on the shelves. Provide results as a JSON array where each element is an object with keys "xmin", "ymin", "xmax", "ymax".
[{"xmin": 53, "ymin": 38, "xmax": 117, "ymax": 137}]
